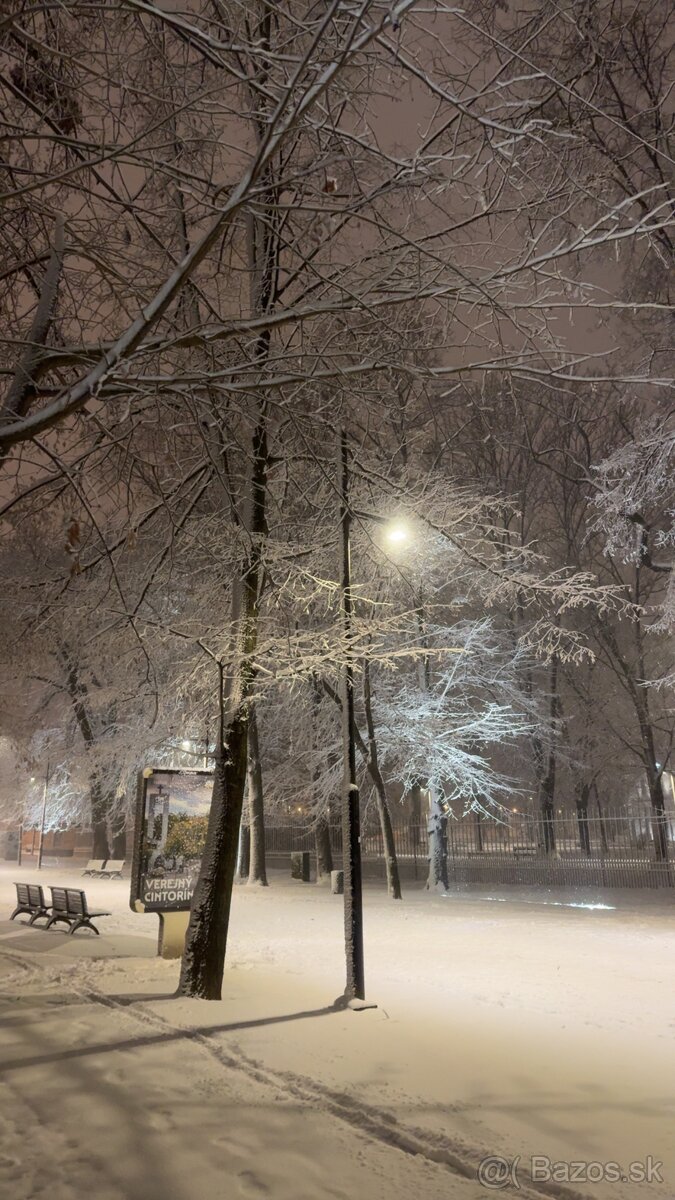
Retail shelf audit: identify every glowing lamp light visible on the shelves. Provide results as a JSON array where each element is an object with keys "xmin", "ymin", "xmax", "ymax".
[
  {"xmin": 385, "ymin": 523, "xmax": 409, "ymax": 545},
  {"xmin": 181, "ymin": 739, "xmax": 191, "ymax": 751}
]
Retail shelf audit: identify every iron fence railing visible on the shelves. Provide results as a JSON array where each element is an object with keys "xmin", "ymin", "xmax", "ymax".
[{"xmin": 263, "ymin": 811, "xmax": 674, "ymax": 889}]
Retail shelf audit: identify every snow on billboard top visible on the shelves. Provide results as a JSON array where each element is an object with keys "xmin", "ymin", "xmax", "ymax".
[{"xmin": 130, "ymin": 768, "xmax": 213, "ymax": 913}]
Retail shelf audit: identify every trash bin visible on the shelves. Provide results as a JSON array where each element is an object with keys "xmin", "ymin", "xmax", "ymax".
[{"xmin": 290, "ymin": 851, "xmax": 310, "ymax": 882}]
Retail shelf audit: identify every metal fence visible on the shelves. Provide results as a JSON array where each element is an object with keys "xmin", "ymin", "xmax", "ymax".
[{"xmin": 263, "ymin": 810, "xmax": 674, "ymax": 889}]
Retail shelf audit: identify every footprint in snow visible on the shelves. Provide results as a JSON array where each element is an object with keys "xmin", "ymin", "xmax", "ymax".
[{"xmin": 237, "ymin": 1168, "xmax": 271, "ymax": 1195}]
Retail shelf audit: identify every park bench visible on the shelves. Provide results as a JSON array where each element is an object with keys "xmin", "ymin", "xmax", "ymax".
[
  {"xmin": 10, "ymin": 883, "xmax": 51, "ymax": 925},
  {"xmin": 46, "ymin": 887, "xmax": 110, "ymax": 935},
  {"xmin": 82, "ymin": 859, "xmax": 107, "ymax": 876},
  {"xmin": 98, "ymin": 860, "xmax": 125, "ymax": 879}
]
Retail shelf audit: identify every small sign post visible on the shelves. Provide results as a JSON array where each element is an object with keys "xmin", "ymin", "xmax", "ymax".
[{"xmin": 129, "ymin": 766, "xmax": 214, "ymax": 959}]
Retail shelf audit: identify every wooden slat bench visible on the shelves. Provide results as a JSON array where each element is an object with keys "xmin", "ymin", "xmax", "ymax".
[
  {"xmin": 46, "ymin": 887, "xmax": 111, "ymax": 936},
  {"xmin": 10, "ymin": 883, "xmax": 51, "ymax": 925}
]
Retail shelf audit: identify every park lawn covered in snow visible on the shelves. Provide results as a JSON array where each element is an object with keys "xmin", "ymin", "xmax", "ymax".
[{"xmin": 1, "ymin": 865, "xmax": 674, "ymax": 1200}]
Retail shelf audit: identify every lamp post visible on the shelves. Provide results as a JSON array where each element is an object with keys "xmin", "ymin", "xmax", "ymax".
[
  {"xmin": 339, "ymin": 430, "xmax": 365, "ymax": 1002},
  {"xmin": 337, "ymin": 441, "xmax": 412, "ymax": 1003}
]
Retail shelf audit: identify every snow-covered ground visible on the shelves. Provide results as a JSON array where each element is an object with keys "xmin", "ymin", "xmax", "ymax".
[{"xmin": 1, "ymin": 864, "xmax": 674, "ymax": 1200}]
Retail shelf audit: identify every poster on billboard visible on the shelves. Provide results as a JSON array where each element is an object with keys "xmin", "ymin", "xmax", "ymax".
[{"xmin": 130, "ymin": 768, "xmax": 213, "ymax": 913}]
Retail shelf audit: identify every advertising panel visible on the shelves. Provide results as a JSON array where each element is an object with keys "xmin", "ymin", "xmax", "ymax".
[{"xmin": 130, "ymin": 768, "xmax": 213, "ymax": 913}]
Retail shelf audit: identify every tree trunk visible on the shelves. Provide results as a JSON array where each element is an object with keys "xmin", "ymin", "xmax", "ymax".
[
  {"xmin": 62, "ymin": 650, "xmax": 113, "ymax": 859},
  {"xmin": 647, "ymin": 765, "xmax": 669, "ymax": 864},
  {"xmin": 413, "ymin": 599, "xmax": 449, "ymax": 891},
  {"xmin": 247, "ymin": 705, "xmax": 268, "ymax": 886},
  {"xmin": 179, "ymin": 393, "xmax": 268, "ymax": 997},
  {"xmin": 409, "ymin": 781, "xmax": 423, "ymax": 847},
  {"xmin": 178, "ymin": 711, "xmax": 249, "ymax": 998},
  {"xmin": 237, "ymin": 819, "xmax": 251, "ymax": 881},
  {"xmin": 594, "ymin": 786, "xmax": 609, "ymax": 854},
  {"xmin": 374, "ymin": 789, "xmax": 402, "ymax": 899},
  {"xmin": 110, "ymin": 807, "xmax": 127, "ymax": 859},
  {"xmin": 526, "ymin": 652, "xmax": 559, "ymax": 856},
  {"xmin": 178, "ymin": 0, "xmax": 277, "ymax": 997},
  {"xmin": 426, "ymin": 787, "xmax": 449, "ymax": 891},
  {"xmin": 540, "ymin": 778, "xmax": 556, "ymax": 854},
  {"xmin": 575, "ymin": 780, "xmax": 591, "ymax": 856},
  {"xmin": 90, "ymin": 776, "xmax": 110, "ymax": 860},
  {"xmin": 311, "ymin": 678, "xmax": 333, "ymax": 880},
  {"xmin": 540, "ymin": 656, "xmax": 559, "ymax": 854},
  {"xmin": 474, "ymin": 809, "xmax": 484, "ymax": 852},
  {"xmin": 319, "ymin": 666, "xmax": 403, "ymax": 900},
  {"xmin": 315, "ymin": 811, "xmax": 333, "ymax": 880},
  {"xmin": 612, "ymin": 565, "xmax": 670, "ymax": 866},
  {"xmin": 362, "ymin": 657, "xmax": 402, "ymax": 899}
]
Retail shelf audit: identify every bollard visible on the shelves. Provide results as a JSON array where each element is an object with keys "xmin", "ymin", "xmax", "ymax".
[
  {"xmin": 291, "ymin": 851, "xmax": 311, "ymax": 882},
  {"xmin": 331, "ymin": 869, "xmax": 344, "ymax": 895},
  {"xmin": 157, "ymin": 910, "xmax": 189, "ymax": 958}
]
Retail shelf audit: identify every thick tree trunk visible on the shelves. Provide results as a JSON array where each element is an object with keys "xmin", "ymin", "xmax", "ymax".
[
  {"xmin": 90, "ymin": 777, "xmax": 110, "ymax": 860},
  {"xmin": 247, "ymin": 705, "xmax": 268, "ymax": 886},
  {"xmin": 426, "ymin": 787, "xmax": 449, "ymax": 891},
  {"xmin": 179, "ymin": 393, "xmax": 268, "ymax": 997},
  {"xmin": 178, "ymin": 713, "xmax": 249, "ymax": 998}
]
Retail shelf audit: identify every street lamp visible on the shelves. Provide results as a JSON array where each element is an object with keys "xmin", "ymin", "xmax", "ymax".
[
  {"xmin": 339, "ymin": 431, "xmax": 365, "ymax": 1003},
  {"xmin": 338, "ymin": 449, "xmax": 416, "ymax": 1004},
  {"xmin": 384, "ymin": 522, "xmax": 409, "ymax": 546},
  {"xmin": 384, "ymin": 520, "xmax": 410, "ymax": 549}
]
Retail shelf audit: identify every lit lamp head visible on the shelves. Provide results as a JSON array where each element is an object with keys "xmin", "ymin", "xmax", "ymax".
[
  {"xmin": 384, "ymin": 522, "xmax": 409, "ymax": 546},
  {"xmin": 181, "ymin": 740, "xmax": 191, "ymax": 751}
]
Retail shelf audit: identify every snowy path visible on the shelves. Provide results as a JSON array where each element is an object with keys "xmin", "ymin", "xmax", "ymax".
[
  {"xmin": 1, "ymin": 866, "xmax": 674, "ymax": 1199},
  {"xmin": 0, "ymin": 937, "xmax": 514, "ymax": 1200}
]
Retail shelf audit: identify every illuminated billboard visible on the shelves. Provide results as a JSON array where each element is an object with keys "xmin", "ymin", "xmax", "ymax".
[{"xmin": 130, "ymin": 768, "xmax": 213, "ymax": 913}]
